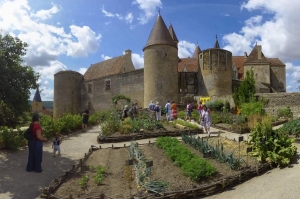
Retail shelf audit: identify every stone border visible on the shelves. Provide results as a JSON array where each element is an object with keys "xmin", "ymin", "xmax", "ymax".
[
  {"xmin": 97, "ymin": 129, "xmax": 201, "ymax": 143},
  {"xmin": 40, "ymin": 137, "xmax": 272, "ymax": 199}
]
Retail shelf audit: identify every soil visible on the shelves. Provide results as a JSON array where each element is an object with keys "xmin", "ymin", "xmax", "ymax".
[{"xmin": 55, "ymin": 138, "xmax": 259, "ymax": 199}]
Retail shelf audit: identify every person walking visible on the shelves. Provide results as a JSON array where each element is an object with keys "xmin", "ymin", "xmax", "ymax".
[
  {"xmin": 198, "ymin": 101, "xmax": 203, "ymax": 123},
  {"xmin": 52, "ymin": 134, "xmax": 62, "ymax": 157},
  {"xmin": 154, "ymin": 102, "xmax": 161, "ymax": 121},
  {"xmin": 26, "ymin": 113, "xmax": 47, "ymax": 173},
  {"xmin": 171, "ymin": 101, "xmax": 178, "ymax": 120},
  {"xmin": 148, "ymin": 101, "xmax": 155, "ymax": 111},
  {"xmin": 82, "ymin": 107, "xmax": 90, "ymax": 132},
  {"xmin": 186, "ymin": 101, "xmax": 193, "ymax": 121},
  {"xmin": 201, "ymin": 105, "xmax": 212, "ymax": 137},
  {"xmin": 165, "ymin": 101, "xmax": 172, "ymax": 121}
]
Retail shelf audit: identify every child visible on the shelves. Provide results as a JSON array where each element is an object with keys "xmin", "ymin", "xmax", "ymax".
[{"xmin": 52, "ymin": 134, "xmax": 62, "ymax": 157}]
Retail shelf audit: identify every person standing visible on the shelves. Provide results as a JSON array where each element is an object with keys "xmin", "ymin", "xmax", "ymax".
[
  {"xmin": 154, "ymin": 102, "xmax": 161, "ymax": 121},
  {"xmin": 186, "ymin": 101, "xmax": 193, "ymax": 121},
  {"xmin": 26, "ymin": 113, "xmax": 47, "ymax": 173},
  {"xmin": 165, "ymin": 101, "xmax": 172, "ymax": 121},
  {"xmin": 201, "ymin": 105, "xmax": 212, "ymax": 137},
  {"xmin": 122, "ymin": 105, "xmax": 129, "ymax": 120},
  {"xmin": 52, "ymin": 134, "xmax": 62, "ymax": 157},
  {"xmin": 198, "ymin": 101, "xmax": 203, "ymax": 123},
  {"xmin": 82, "ymin": 107, "xmax": 90, "ymax": 133},
  {"xmin": 171, "ymin": 101, "xmax": 178, "ymax": 120},
  {"xmin": 148, "ymin": 101, "xmax": 155, "ymax": 111}
]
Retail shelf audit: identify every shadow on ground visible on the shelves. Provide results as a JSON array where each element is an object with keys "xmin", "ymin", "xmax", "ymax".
[{"xmin": 0, "ymin": 148, "xmax": 76, "ymax": 199}]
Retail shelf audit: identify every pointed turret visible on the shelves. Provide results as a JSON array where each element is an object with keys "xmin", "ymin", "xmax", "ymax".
[
  {"xmin": 143, "ymin": 14, "xmax": 177, "ymax": 51},
  {"xmin": 193, "ymin": 45, "xmax": 201, "ymax": 58},
  {"xmin": 214, "ymin": 35, "xmax": 220, "ymax": 49},
  {"xmin": 33, "ymin": 87, "xmax": 42, "ymax": 102},
  {"xmin": 168, "ymin": 23, "xmax": 178, "ymax": 43}
]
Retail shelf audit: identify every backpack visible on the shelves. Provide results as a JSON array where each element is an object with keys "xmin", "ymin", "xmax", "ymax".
[
  {"xmin": 156, "ymin": 106, "xmax": 160, "ymax": 112},
  {"xmin": 24, "ymin": 126, "xmax": 34, "ymax": 141},
  {"xmin": 188, "ymin": 104, "xmax": 193, "ymax": 111}
]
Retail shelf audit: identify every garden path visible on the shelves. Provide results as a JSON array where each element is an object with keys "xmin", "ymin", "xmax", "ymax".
[{"xmin": 1, "ymin": 123, "xmax": 299, "ymax": 199}]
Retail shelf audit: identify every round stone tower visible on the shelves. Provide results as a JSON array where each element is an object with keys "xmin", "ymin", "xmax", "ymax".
[
  {"xmin": 198, "ymin": 36, "xmax": 233, "ymax": 96},
  {"xmin": 143, "ymin": 14, "xmax": 179, "ymax": 107},
  {"xmin": 53, "ymin": 70, "xmax": 83, "ymax": 118}
]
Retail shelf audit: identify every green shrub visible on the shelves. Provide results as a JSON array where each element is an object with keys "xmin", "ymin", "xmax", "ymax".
[
  {"xmin": 210, "ymin": 112, "xmax": 222, "ymax": 124},
  {"xmin": 156, "ymin": 137, "xmax": 215, "ymax": 180},
  {"xmin": 240, "ymin": 101, "xmax": 265, "ymax": 117},
  {"xmin": 249, "ymin": 116, "xmax": 297, "ymax": 167},
  {"xmin": 206, "ymin": 100, "xmax": 224, "ymax": 112},
  {"xmin": 277, "ymin": 118, "xmax": 300, "ymax": 138},
  {"xmin": 100, "ymin": 108, "xmax": 121, "ymax": 136},
  {"xmin": 277, "ymin": 107, "xmax": 293, "ymax": 119},
  {"xmin": 0, "ymin": 127, "xmax": 26, "ymax": 150}
]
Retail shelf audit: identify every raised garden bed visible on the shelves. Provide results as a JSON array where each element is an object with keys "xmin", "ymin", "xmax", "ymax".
[
  {"xmin": 42, "ymin": 136, "xmax": 270, "ymax": 199},
  {"xmin": 97, "ymin": 129, "xmax": 201, "ymax": 143}
]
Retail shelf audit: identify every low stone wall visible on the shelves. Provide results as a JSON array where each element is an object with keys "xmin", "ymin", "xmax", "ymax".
[{"xmin": 256, "ymin": 92, "xmax": 300, "ymax": 118}]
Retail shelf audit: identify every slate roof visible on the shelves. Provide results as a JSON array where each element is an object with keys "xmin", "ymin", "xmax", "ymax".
[
  {"xmin": 84, "ymin": 55, "xmax": 126, "ymax": 81},
  {"xmin": 267, "ymin": 58, "xmax": 285, "ymax": 66},
  {"xmin": 232, "ymin": 56, "xmax": 246, "ymax": 80},
  {"xmin": 33, "ymin": 88, "xmax": 42, "ymax": 102},
  {"xmin": 168, "ymin": 24, "xmax": 178, "ymax": 42},
  {"xmin": 193, "ymin": 45, "xmax": 201, "ymax": 58},
  {"xmin": 214, "ymin": 36, "xmax": 220, "ymax": 49},
  {"xmin": 178, "ymin": 58, "xmax": 198, "ymax": 72},
  {"xmin": 143, "ymin": 14, "xmax": 177, "ymax": 50},
  {"xmin": 245, "ymin": 45, "xmax": 268, "ymax": 63}
]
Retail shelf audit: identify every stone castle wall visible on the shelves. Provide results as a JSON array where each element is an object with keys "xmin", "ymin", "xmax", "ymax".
[
  {"xmin": 82, "ymin": 69, "xmax": 144, "ymax": 113},
  {"xmin": 256, "ymin": 92, "xmax": 300, "ymax": 118},
  {"xmin": 270, "ymin": 66, "xmax": 286, "ymax": 92},
  {"xmin": 198, "ymin": 49, "xmax": 232, "ymax": 97},
  {"xmin": 53, "ymin": 71, "xmax": 83, "ymax": 118},
  {"xmin": 143, "ymin": 45, "xmax": 178, "ymax": 108}
]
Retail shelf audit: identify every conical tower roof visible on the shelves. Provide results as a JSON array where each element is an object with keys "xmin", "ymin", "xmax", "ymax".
[
  {"xmin": 168, "ymin": 23, "xmax": 178, "ymax": 42},
  {"xmin": 33, "ymin": 87, "xmax": 42, "ymax": 102},
  {"xmin": 143, "ymin": 14, "xmax": 177, "ymax": 51},
  {"xmin": 214, "ymin": 35, "xmax": 220, "ymax": 49},
  {"xmin": 193, "ymin": 45, "xmax": 201, "ymax": 58}
]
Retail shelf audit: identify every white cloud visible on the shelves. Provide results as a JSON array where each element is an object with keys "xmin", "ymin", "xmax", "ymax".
[
  {"xmin": 132, "ymin": 0, "xmax": 162, "ymax": 24},
  {"xmin": 34, "ymin": 60, "xmax": 67, "ymax": 81},
  {"xmin": 132, "ymin": 53, "xmax": 144, "ymax": 69},
  {"xmin": 222, "ymin": 0, "xmax": 300, "ymax": 63},
  {"xmin": 178, "ymin": 40, "xmax": 196, "ymax": 58},
  {"xmin": 101, "ymin": 6, "xmax": 114, "ymax": 17},
  {"xmin": 125, "ymin": 12, "xmax": 134, "ymax": 24},
  {"xmin": 101, "ymin": 54, "xmax": 112, "ymax": 60},
  {"xmin": 31, "ymin": 3, "xmax": 60, "ymax": 20},
  {"xmin": 79, "ymin": 68, "xmax": 87, "ymax": 75}
]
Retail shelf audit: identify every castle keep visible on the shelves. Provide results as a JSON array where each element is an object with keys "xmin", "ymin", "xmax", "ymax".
[{"xmin": 53, "ymin": 14, "xmax": 286, "ymax": 118}]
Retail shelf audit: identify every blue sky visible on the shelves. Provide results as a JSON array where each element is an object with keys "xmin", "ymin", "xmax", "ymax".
[{"xmin": 0, "ymin": 0, "xmax": 299, "ymax": 100}]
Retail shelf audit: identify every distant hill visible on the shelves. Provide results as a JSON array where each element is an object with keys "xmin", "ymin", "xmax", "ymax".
[{"xmin": 29, "ymin": 101, "xmax": 53, "ymax": 108}]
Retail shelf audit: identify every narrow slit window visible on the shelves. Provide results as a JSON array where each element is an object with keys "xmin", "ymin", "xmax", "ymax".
[
  {"xmin": 88, "ymin": 83, "xmax": 92, "ymax": 93},
  {"xmin": 105, "ymin": 80, "xmax": 111, "ymax": 90}
]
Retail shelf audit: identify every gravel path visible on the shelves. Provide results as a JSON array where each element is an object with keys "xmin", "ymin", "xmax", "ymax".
[{"xmin": 0, "ymin": 124, "xmax": 299, "ymax": 199}]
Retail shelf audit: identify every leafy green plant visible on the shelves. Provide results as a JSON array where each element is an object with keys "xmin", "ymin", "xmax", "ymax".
[
  {"xmin": 240, "ymin": 101, "xmax": 265, "ymax": 117},
  {"xmin": 277, "ymin": 118, "xmax": 300, "ymax": 138},
  {"xmin": 94, "ymin": 165, "xmax": 105, "ymax": 185},
  {"xmin": 277, "ymin": 106, "xmax": 293, "ymax": 119},
  {"xmin": 249, "ymin": 116, "xmax": 297, "ymax": 167},
  {"xmin": 79, "ymin": 175, "xmax": 89, "ymax": 189},
  {"xmin": 206, "ymin": 100, "xmax": 225, "ymax": 112},
  {"xmin": 0, "ymin": 127, "xmax": 26, "ymax": 149},
  {"xmin": 156, "ymin": 137, "xmax": 215, "ymax": 180}
]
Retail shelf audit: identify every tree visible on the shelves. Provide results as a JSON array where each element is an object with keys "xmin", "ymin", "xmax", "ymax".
[
  {"xmin": 233, "ymin": 70, "xmax": 256, "ymax": 107},
  {"xmin": 0, "ymin": 33, "xmax": 39, "ymax": 127}
]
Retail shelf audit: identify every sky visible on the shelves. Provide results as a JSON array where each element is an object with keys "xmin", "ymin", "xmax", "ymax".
[{"xmin": 0, "ymin": 0, "xmax": 299, "ymax": 101}]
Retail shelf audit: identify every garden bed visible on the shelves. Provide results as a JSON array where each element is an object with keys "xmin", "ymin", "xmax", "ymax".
[{"xmin": 45, "ymin": 137, "xmax": 268, "ymax": 199}]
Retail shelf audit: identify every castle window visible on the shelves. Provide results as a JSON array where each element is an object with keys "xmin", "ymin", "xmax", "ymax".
[
  {"xmin": 88, "ymin": 83, "xmax": 92, "ymax": 93},
  {"xmin": 87, "ymin": 102, "xmax": 91, "ymax": 110},
  {"xmin": 199, "ymin": 54, "xmax": 202, "ymax": 59},
  {"xmin": 105, "ymin": 79, "xmax": 111, "ymax": 90}
]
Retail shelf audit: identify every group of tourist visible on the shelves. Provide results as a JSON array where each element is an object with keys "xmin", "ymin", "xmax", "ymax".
[
  {"xmin": 148, "ymin": 100, "xmax": 178, "ymax": 121},
  {"xmin": 122, "ymin": 103, "xmax": 138, "ymax": 120}
]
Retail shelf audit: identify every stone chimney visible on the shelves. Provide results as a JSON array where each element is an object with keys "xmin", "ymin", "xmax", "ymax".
[
  {"xmin": 244, "ymin": 52, "xmax": 247, "ymax": 58},
  {"xmin": 125, "ymin": 49, "xmax": 132, "ymax": 57},
  {"xmin": 257, "ymin": 45, "xmax": 262, "ymax": 59}
]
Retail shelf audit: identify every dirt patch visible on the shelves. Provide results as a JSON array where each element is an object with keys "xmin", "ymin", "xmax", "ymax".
[{"xmin": 54, "ymin": 138, "xmax": 260, "ymax": 198}]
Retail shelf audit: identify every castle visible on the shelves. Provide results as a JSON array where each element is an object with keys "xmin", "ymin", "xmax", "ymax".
[{"xmin": 53, "ymin": 14, "xmax": 286, "ymax": 118}]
